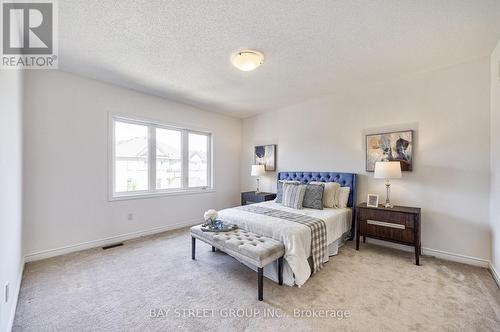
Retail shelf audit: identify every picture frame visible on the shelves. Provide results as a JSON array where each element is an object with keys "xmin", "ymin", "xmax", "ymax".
[
  {"xmin": 367, "ymin": 194, "xmax": 379, "ymax": 208},
  {"xmin": 366, "ymin": 130, "xmax": 413, "ymax": 172},
  {"xmin": 254, "ymin": 144, "xmax": 276, "ymax": 171}
]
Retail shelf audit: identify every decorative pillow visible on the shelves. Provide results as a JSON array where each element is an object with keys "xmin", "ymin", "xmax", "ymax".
[
  {"xmin": 310, "ymin": 181, "xmax": 340, "ymax": 208},
  {"xmin": 303, "ymin": 183, "xmax": 324, "ymax": 210},
  {"xmin": 337, "ymin": 187, "xmax": 351, "ymax": 208},
  {"xmin": 282, "ymin": 183, "xmax": 307, "ymax": 209},
  {"xmin": 275, "ymin": 180, "xmax": 300, "ymax": 203}
]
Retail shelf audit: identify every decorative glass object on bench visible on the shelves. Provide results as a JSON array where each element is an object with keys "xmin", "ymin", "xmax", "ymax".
[{"xmin": 201, "ymin": 209, "xmax": 238, "ymax": 232}]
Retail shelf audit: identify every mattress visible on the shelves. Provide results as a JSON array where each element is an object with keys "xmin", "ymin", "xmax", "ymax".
[{"xmin": 217, "ymin": 201, "xmax": 352, "ymax": 286}]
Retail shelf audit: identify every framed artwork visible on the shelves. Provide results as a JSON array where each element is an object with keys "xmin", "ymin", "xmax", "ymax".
[
  {"xmin": 366, "ymin": 130, "xmax": 413, "ymax": 172},
  {"xmin": 367, "ymin": 194, "xmax": 379, "ymax": 208},
  {"xmin": 254, "ymin": 144, "xmax": 276, "ymax": 171}
]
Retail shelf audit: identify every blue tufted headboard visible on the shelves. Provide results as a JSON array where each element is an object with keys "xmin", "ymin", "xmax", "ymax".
[
  {"xmin": 278, "ymin": 171, "xmax": 358, "ymax": 239},
  {"xmin": 278, "ymin": 172, "xmax": 357, "ymax": 207}
]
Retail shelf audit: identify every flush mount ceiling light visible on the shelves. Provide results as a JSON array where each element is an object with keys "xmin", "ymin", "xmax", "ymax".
[{"xmin": 230, "ymin": 50, "xmax": 264, "ymax": 71}]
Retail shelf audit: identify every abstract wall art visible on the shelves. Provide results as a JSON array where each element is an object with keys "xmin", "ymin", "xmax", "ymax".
[
  {"xmin": 254, "ymin": 144, "xmax": 276, "ymax": 171},
  {"xmin": 366, "ymin": 130, "xmax": 413, "ymax": 171}
]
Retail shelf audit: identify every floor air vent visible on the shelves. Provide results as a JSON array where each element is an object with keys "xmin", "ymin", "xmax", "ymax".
[{"xmin": 102, "ymin": 243, "xmax": 124, "ymax": 250}]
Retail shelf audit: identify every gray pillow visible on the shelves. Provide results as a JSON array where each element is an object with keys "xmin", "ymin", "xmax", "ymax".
[
  {"xmin": 282, "ymin": 183, "xmax": 307, "ymax": 209},
  {"xmin": 275, "ymin": 180, "xmax": 300, "ymax": 203},
  {"xmin": 303, "ymin": 183, "xmax": 324, "ymax": 210}
]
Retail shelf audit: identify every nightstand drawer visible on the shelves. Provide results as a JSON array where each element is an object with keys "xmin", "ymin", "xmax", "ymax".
[
  {"xmin": 358, "ymin": 208, "xmax": 414, "ymax": 228},
  {"xmin": 359, "ymin": 220, "xmax": 415, "ymax": 244}
]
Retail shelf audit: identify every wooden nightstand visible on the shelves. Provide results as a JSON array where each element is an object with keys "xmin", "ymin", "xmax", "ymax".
[
  {"xmin": 356, "ymin": 203, "xmax": 421, "ymax": 265},
  {"xmin": 241, "ymin": 191, "xmax": 276, "ymax": 206}
]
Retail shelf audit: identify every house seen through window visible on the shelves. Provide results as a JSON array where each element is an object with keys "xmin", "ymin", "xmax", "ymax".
[{"xmin": 112, "ymin": 116, "xmax": 212, "ymax": 198}]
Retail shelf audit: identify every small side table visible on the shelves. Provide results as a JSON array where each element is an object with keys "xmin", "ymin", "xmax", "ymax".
[
  {"xmin": 241, "ymin": 191, "xmax": 276, "ymax": 206},
  {"xmin": 356, "ymin": 203, "xmax": 422, "ymax": 265}
]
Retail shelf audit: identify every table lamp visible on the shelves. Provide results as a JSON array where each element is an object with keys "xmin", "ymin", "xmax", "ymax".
[
  {"xmin": 251, "ymin": 165, "xmax": 266, "ymax": 193},
  {"xmin": 374, "ymin": 161, "xmax": 402, "ymax": 208}
]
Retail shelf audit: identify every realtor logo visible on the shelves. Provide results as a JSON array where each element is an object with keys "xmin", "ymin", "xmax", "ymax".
[{"xmin": 1, "ymin": 0, "xmax": 58, "ymax": 69}]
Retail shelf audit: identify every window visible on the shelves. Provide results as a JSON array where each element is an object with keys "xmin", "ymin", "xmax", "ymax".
[
  {"xmin": 156, "ymin": 128, "xmax": 182, "ymax": 190},
  {"xmin": 114, "ymin": 121, "xmax": 149, "ymax": 193},
  {"xmin": 111, "ymin": 116, "xmax": 213, "ymax": 199},
  {"xmin": 188, "ymin": 132, "xmax": 208, "ymax": 188}
]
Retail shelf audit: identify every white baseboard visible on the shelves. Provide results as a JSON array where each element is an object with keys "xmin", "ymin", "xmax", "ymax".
[
  {"xmin": 422, "ymin": 247, "xmax": 489, "ymax": 268},
  {"xmin": 7, "ymin": 258, "xmax": 25, "ymax": 332},
  {"xmin": 365, "ymin": 238, "xmax": 489, "ymax": 268},
  {"xmin": 489, "ymin": 262, "xmax": 500, "ymax": 288},
  {"xmin": 24, "ymin": 219, "xmax": 202, "ymax": 262}
]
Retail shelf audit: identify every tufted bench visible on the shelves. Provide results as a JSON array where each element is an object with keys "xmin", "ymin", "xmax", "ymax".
[{"xmin": 190, "ymin": 225, "xmax": 284, "ymax": 301}]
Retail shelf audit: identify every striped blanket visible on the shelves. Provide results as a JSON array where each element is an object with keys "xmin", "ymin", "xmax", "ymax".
[{"xmin": 237, "ymin": 205, "xmax": 327, "ymax": 273}]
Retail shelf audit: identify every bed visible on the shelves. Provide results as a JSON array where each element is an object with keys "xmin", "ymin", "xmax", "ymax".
[{"xmin": 218, "ymin": 171, "xmax": 357, "ymax": 286}]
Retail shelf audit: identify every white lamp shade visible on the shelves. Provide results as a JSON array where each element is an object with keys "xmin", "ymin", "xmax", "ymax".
[
  {"xmin": 251, "ymin": 164, "xmax": 266, "ymax": 176},
  {"xmin": 374, "ymin": 161, "xmax": 402, "ymax": 179}
]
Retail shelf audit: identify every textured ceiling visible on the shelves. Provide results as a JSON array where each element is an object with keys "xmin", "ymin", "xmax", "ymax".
[{"xmin": 59, "ymin": 0, "xmax": 500, "ymax": 118}]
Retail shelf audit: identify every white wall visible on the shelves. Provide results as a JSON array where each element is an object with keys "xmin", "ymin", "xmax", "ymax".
[
  {"xmin": 0, "ymin": 71, "xmax": 24, "ymax": 331},
  {"xmin": 241, "ymin": 57, "xmax": 491, "ymax": 263},
  {"xmin": 23, "ymin": 70, "xmax": 241, "ymax": 258},
  {"xmin": 491, "ymin": 41, "xmax": 500, "ymax": 276}
]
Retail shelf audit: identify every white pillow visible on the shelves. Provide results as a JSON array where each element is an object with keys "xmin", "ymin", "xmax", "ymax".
[
  {"xmin": 310, "ymin": 181, "xmax": 340, "ymax": 208},
  {"xmin": 337, "ymin": 187, "xmax": 351, "ymax": 208}
]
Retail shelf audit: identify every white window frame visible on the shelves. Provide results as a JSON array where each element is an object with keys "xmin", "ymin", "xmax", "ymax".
[{"xmin": 109, "ymin": 114, "xmax": 214, "ymax": 201}]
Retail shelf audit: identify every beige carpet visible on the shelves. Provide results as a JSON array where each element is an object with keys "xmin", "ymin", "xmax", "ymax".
[{"xmin": 13, "ymin": 228, "xmax": 500, "ymax": 332}]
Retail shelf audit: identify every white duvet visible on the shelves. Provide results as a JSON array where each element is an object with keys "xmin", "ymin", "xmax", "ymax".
[{"xmin": 217, "ymin": 201, "xmax": 352, "ymax": 286}]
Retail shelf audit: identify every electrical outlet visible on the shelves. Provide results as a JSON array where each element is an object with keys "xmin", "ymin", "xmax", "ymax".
[
  {"xmin": 127, "ymin": 213, "xmax": 134, "ymax": 221},
  {"xmin": 5, "ymin": 283, "xmax": 9, "ymax": 303}
]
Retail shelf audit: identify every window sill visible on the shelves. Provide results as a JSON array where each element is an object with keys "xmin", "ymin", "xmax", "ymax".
[{"xmin": 109, "ymin": 188, "xmax": 216, "ymax": 201}]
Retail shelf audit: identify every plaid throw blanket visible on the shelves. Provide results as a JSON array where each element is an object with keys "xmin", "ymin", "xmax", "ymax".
[{"xmin": 237, "ymin": 205, "xmax": 327, "ymax": 274}]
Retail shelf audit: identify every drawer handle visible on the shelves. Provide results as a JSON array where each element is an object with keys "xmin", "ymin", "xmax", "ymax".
[{"xmin": 367, "ymin": 220, "xmax": 405, "ymax": 230}]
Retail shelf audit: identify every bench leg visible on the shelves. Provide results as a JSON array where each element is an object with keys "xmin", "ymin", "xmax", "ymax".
[
  {"xmin": 191, "ymin": 237, "xmax": 196, "ymax": 260},
  {"xmin": 258, "ymin": 267, "xmax": 263, "ymax": 301},
  {"xmin": 278, "ymin": 257, "xmax": 283, "ymax": 286},
  {"xmin": 212, "ymin": 246, "xmax": 216, "ymax": 252}
]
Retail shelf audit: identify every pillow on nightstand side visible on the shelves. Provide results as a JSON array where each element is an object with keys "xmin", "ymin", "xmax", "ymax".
[{"xmin": 337, "ymin": 187, "xmax": 351, "ymax": 209}]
